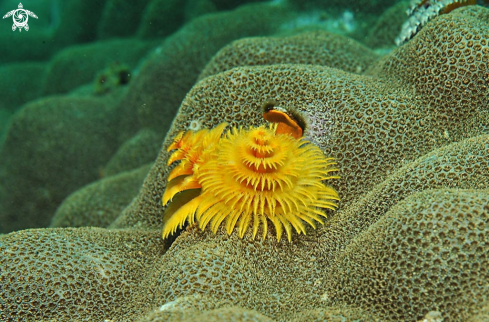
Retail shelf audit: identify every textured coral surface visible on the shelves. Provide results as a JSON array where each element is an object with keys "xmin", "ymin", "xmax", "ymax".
[
  {"xmin": 198, "ymin": 31, "xmax": 379, "ymax": 80},
  {"xmin": 50, "ymin": 164, "xmax": 151, "ymax": 229},
  {"xmin": 324, "ymin": 188, "xmax": 489, "ymax": 321},
  {"xmin": 119, "ymin": 6, "xmax": 489, "ymax": 321},
  {"xmin": 0, "ymin": 94, "xmax": 127, "ymax": 233},
  {"xmin": 0, "ymin": 228, "xmax": 164, "ymax": 321},
  {"xmin": 0, "ymin": 4, "xmax": 488, "ymax": 322}
]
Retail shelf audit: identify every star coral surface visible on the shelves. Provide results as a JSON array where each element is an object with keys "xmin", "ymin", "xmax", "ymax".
[{"xmin": 1, "ymin": 3, "xmax": 489, "ymax": 322}]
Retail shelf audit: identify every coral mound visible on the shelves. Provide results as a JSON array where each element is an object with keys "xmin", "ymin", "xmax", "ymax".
[
  {"xmin": 1, "ymin": 4, "xmax": 489, "ymax": 322},
  {"xmin": 324, "ymin": 188, "xmax": 489, "ymax": 321},
  {"xmin": 162, "ymin": 124, "xmax": 340, "ymax": 242},
  {"xmin": 0, "ymin": 228, "xmax": 163, "ymax": 321}
]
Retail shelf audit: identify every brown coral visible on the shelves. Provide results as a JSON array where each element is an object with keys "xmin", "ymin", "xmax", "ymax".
[
  {"xmin": 323, "ymin": 188, "xmax": 489, "ymax": 321},
  {"xmin": 1, "ymin": 4, "xmax": 489, "ymax": 322},
  {"xmin": 137, "ymin": 135, "xmax": 489, "ymax": 321},
  {"xmin": 0, "ymin": 228, "xmax": 164, "ymax": 321},
  {"xmin": 115, "ymin": 6, "xmax": 488, "ymax": 322},
  {"xmin": 198, "ymin": 31, "xmax": 379, "ymax": 81},
  {"xmin": 369, "ymin": 6, "xmax": 489, "ymax": 130},
  {"xmin": 50, "ymin": 164, "xmax": 151, "ymax": 228}
]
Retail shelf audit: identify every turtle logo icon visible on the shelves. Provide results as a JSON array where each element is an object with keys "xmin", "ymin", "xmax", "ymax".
[{"xmin": 3, "ymin": 3, "xmax": 38, "ymax": 32}]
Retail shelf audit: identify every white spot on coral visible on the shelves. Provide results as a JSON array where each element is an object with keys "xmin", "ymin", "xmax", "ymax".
[
  {"xmin": 417, "ymin": 310, "xmax": 443, "ymax": 322},
  {"xmin": 188, "ymin": 118, "xmax": 204, "ymax": 131},
  {"xmin": 159, "ymin": 301, "xmax": 179, "ymax": 312},
  {"xmin": 304, "ymin": 101, "xmax": 335, "ymax": 148},
  {"xmin": 443, "ymin": 129, "xmax": 449, "ymax": 140},
  {"xmin": 159, "ymin": 294, "xmax": 203, "ymax": 312},
  {"xmin": 320, "ymin": 292, "xmax": 329, "ymax": 301}
]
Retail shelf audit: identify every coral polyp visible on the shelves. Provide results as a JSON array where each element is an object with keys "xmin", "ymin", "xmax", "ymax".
[{"xmin": 162, "ymin": 123, "xmax": 340, "ymax": 242}]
